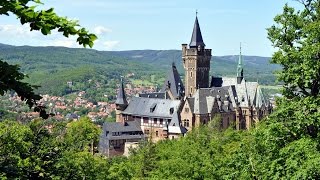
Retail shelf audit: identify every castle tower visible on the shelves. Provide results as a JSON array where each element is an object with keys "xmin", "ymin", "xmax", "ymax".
[
  {"xmin": 115, "ymin": 78, "xmax": 128, "ymax": 122},
  {"xmin": 237, "ymin": 43, "xmax": 244, "ymax": 84},
  {"xmin": 182, "ymin": 15, "xmax": 212, "ymax": 97}
]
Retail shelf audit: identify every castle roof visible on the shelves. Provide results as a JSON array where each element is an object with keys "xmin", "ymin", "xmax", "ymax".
[
  {"xmin": 139, "ymin": 92, "xmax": 167, "ymax": 99},
  {"xmin": 160, "ymin": 63, "xmax": 184, "ymax": 99},
  {"xmin": 192, "ymin": 86, "xmax": 237, "ymax": 115},
  {"xmin": 220, "ymin": 77, "xmax": 268, "ymax": 108},
  {"xmin": 115, "ymin": 78, "xmax": 128, "ymax": 105},
  {"xmin": 189, "ymin": 16, "xmax": 205, "ymax": 48},
  {"xmin": 122, "ymin": 97, "xmax": 181, "ymax": 118},
  {"xmin": 100, "ymin": 120, "xmax": 144, "ymax": 141}
]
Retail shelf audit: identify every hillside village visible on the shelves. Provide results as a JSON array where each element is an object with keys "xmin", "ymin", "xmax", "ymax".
[{"xmin": 1, "ymin": 79, "xmax": 158, "ymax": 122}]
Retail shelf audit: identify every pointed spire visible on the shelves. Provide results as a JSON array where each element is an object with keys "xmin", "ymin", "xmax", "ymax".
[
  {"xmin": 115, "ymin": 77, "xmax": 128, "ymax": 106},
  {"xmin": 237, "ymin": 43, "xmax": 244, "ymax": 84},
  {"xmin": 189, "ymin": 14, "xmax": 205, "ymax": 48},
  {"xmin": 160, "ymin": 64, "xmax": 184, "ymax": 99}
]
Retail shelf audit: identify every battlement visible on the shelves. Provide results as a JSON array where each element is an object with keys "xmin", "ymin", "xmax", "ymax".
[{"xmin": 182, "ymin": 45, "xmax": 212, "ymax": 57}]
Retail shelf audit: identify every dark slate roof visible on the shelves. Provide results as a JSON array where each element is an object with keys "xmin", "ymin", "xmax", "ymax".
[
  {"xmin": 104, "ymin": 120, "xmax": 141, "ymax": 132},
  {"xmin": 189, "ymin": 16, "xmax": 205, "ymax": 48},
  {"xmin": 123, "ymin": 97, "xmax": 181, "ymax": 118},
  {"xmin": 186, "ymin": 97, "xmax": 195, "ymax": 113},
  {"xmin": 193, "ymin": 86, "xmax": 237, "ymax": 114},
  {"xmin": 139, "ymin": 92, "xmax": 167, "ymax": 99},
  {"xmin": 102, "ymin": 120, "xmax": 144, "ymax": 140},
  {"xmin": 115, "ymin": 79, "xmax": 128, "ymax": 105},
  {"xmin": 210, "ymin": 76, "xmax": 223, "ymax": 87},
  {"xmin": 160, "ymin": 63, "xmax": 184, "ymax": 99},
  {"xmin": 220, "ymin": 77, "xmax": 270, "ymax": 108}
]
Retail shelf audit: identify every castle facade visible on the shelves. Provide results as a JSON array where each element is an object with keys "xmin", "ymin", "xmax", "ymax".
[{"xmin": 99, "ymin": 16, "xmax": 272, "ymax": 155}]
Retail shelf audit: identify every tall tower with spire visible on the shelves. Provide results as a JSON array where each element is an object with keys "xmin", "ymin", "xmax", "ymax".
[
  {"xmin": 115, "ymin": 78, "xmax": 128, "ymax": 122},
  {"xmin": 182, "ymin": 15, "xmax": 212, "ymax": 96},
  {"xmin": 237, "ymin": 43, "xmax": 244, "ymax": 84}
]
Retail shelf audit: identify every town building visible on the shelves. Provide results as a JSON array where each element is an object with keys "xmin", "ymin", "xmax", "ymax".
[{"xmin": 99, "ymin": 15, "xmax": 272, "ymax": 155}]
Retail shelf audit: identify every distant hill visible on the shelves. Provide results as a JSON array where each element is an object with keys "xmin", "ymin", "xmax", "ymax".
[
  {"xmin": 104, "ymin": 50, "xmax": 279, "ymax": 84},
  {"xmin": 0, "ymin": 44, "xmax": 280, "ymax": 97}
]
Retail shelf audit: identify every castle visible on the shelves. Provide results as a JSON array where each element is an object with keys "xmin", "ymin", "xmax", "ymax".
[{"xmin": 99, "ymin": 16, "xmax": 272, "ymax": 155}]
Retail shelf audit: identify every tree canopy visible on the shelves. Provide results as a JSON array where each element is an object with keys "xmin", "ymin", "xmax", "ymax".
[{"xmin": 268, "ymin": 0, "xmax": 320, "ymax": 98}]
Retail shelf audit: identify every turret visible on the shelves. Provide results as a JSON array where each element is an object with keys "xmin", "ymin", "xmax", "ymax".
[
  {"xmin": 237, "ymin": 43, "xmax": 244, "ymax": 84},
  {"xmin": 115, "ymin": 78, "xmax": 128, "ymax": 122}
]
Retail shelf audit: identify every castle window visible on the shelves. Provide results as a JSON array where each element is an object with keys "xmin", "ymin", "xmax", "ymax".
[
  {"xmin": 183, "ymin": 119, "xmax": 190, "ymax": 127},
  {"xmin": 143, "ymin": 117, "xmax": 149, "ymax": 124},
  {"xmin": 145, "ymin": 130, "xmax": 150, "ymax": 134},
  {"xmin": 190, "ymin": 71, "xmax": 193, "ymax": 77},
  {"xmin": 156, "ymin": 131, "xmax": 159, "ymax": 137},
  {"xmin": 185, "ymin": 108, "xmax": 189, "ymax": 113}
]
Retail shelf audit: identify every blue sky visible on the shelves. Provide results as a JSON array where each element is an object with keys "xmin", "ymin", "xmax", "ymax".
[{"xmin": 0, "ymin": 0, "xmax": 301, "ymax": 56}]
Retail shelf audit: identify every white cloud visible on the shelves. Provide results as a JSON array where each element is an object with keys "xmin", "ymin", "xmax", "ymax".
[
  {"xmin": 0, "ymin": 24, "xmax": 40, "ymax": 37},
  {"xmin": 50, "ymin": 40, "xmax": 77, "ymax": 48},
  {"xmin": 102, "ymin": 40, "xmax": 120, "ymax": 50},
  {"xmin": 93, "ymin": 26, "xmax": 112, "ymax": 35},
  {"xmin": 0, "ymin": 23, "xmax": 119, "ymax": 50}
]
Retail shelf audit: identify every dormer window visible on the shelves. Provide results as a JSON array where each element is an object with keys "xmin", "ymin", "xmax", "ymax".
[
  {"xmin": 169, "ymin": 107, "xmax": 174, "ymax": 114},
  {"xmin": 150, "ymin": 103, "xmax": 157, "ymax": 113}
]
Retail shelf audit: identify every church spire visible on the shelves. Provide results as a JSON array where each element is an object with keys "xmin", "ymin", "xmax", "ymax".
[
  {"xmin": 237, "ymin": 43, "xmax": 244, "ymax": 84},
  {"xmin": 115, "ymin": 77, "xmax": 128, "ymax": 107},
  {"xmin": 189, "ymin": 14, "xmax": 205, "ymax": 48}
]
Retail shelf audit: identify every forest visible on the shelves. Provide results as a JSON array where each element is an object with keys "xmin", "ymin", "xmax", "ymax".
[{"xmin": 0, "ymin": 43, "xmax": 279, "ymax": 98}]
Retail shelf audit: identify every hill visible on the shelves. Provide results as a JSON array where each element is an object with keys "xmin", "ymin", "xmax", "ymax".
[{"xmin": 0, "ymin": 44, "xmax": 280, "ymax": 98}]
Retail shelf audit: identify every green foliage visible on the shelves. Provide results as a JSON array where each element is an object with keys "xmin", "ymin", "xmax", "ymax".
[
  {"xmin": 0, "ymin": 117, "xmax": 109, "ymax": 179},
  {"xmin": 64, "ymin": 116, "xmax": 101, "ymax": 152},
  {"xmin": 268, "ymin": 1, "xmax": 320, "ymax": 97},
  {"xmin": 55, "ymin": 152, "xmax": 110, "ymax": 180}
]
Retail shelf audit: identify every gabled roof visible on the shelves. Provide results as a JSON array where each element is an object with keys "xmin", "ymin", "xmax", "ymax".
[
  {"xmin": 101, "ymin": 120, "xmax": 144, "ymax": 141},
  {"xmin": 115, "ymin": 78, "xmax": 128, "ymax": 105},
  {"xmin": 103, "ymin": 120, "xmax": 142, "ymax": 133},
  {"xmin": 168, "ymin": 112, "xmax": 188, "ymax": 134},
  {"xmin": 193, "ymin": 86, "xmax": 235, "ymax": 115},
  {"xmin": 221, "ymin": 77, "xmax": 269, "ymax": 108},
  {"xmin": 160, "ymin": 63, "xmax": 184, "ymax": 99},
  {"xmin": 189, "ymin": 16, "xmax": 205, "ymax": 48},
  {"xmin": 186, "ymin": 97, "xmax": 195, "ymax": 113},
  {"xmin": 122, "ymin": 97, "xmax": 181, "ymax": 118}
]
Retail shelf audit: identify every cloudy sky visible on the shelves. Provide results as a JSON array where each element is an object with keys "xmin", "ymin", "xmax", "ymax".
[{"xmin": 0, "ymin": 0, "xmax": 300, "ymax": 56}]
